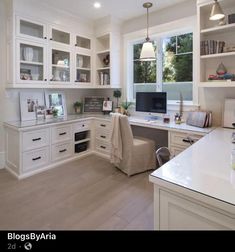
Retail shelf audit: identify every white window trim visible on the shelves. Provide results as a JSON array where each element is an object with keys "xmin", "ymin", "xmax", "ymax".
[{"xmin": 123, "ymin": 16, "xmax": 198, "ymax": 109}]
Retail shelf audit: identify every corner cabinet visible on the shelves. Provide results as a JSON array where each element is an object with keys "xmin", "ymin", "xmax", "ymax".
[
  {"xmin": 7, "ymin": 16, "xmax": 93, "ymax": 89},
  {"xmin": 197, "ymin": 0, "xmax": 235, "ymax": 88},
  {"xmin": 95, "ymin": 32, "xmax": 120, "ymax": 88}
]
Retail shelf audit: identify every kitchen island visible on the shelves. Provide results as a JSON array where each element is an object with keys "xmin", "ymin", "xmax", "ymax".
[{"xmin": 149, "ymin": 128, "xmax": 235, "ymax": 230}]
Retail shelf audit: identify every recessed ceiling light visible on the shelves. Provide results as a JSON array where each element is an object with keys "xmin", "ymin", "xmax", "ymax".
[{"xmin": 94, "ymin": 2, "xmax": 101, "ymax": 8}]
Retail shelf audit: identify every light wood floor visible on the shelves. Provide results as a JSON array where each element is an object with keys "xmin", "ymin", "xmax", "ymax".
[{"xmin": 0, "ymin": 155, "xmax": 154, "ymax": 230}]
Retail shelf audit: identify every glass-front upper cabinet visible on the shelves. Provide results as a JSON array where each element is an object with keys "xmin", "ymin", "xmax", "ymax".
[
  {"xmin": 50, "ymin": 48, "xmax": 71, "ymax": 83},
  {"xmin": 51, "ymin": 28, "xmax": 70, "ymax": 45},
  {"xmin": 16, "ymin": 17, "xmax": 47, "ymax": 42},
  {"xmin": 17, "ymin": 40, "xmax": 47, "ymax": 83},
  {"xmin": 75, "ymin": 36, "xmax": 91, "ymax": 49},
  {"xmin": 75, "ymin": 53, "xmax": 91, "ymax": 84}
]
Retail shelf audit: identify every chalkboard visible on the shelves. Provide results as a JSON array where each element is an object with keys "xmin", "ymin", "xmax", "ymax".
[{"xmin": 83, "ymin": 97, "xmax": 104, "ymax": 113}]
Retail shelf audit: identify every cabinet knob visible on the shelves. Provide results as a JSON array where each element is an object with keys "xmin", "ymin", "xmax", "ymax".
[
  {"xmin": 44, "ymin": 79, "xmax": 47, "ymax": 81},
  {"xmin": 75, "ymin": 80, "xmax": 79, "ymax": 82},
  {"xmin": 44, "ymin": 36, "xmax": 47, "ymax": 39},
  {"xmin": 50, "ymin": 79, "xmax": 53, "ymax": 81},
  {"xmin": 75, "ymin": 44, "xmax": 78, "ymax": 47},
  {"xmin": 50, "ymin": 38, "xmax": 53, "ymax": 41}
]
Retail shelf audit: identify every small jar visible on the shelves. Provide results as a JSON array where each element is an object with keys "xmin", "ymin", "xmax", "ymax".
[{"xmin": 231, "ymin": 149, "xmax": 235, "ymax": 170}]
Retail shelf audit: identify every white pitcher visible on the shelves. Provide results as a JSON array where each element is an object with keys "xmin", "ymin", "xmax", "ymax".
[{"xmin": 23, "ymin": 47, "xmax": 34, "ymax": 62}]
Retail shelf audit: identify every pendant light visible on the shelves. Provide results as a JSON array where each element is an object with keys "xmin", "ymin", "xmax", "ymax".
[
  {"xmin": 209, "ymin": 0, "xmax": 225, "ymax": 21},
  {"xmin": 140, "ymin": 2, "xmax": 156, "ymax": 61}
]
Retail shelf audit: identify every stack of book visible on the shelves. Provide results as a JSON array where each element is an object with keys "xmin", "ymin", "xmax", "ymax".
[
  {"xmin": 99, "ymin": 72, "xmax": 110, "ymax": 85},
  {"xmin": 200, "ymin": 40, "xmax": 225, "ymax": 55}
]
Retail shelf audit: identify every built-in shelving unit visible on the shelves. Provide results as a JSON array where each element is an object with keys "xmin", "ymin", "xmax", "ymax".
[{"xmin": 198, "ymin": 0, "xmax": 235, "ymax": 87}]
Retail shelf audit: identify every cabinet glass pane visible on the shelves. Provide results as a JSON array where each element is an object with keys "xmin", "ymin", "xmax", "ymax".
[
  {"xmin": 76, "ymin": 54, "xmax": 90, "ymax": 68},
  {"xmin": 20, "ymin": 20, "xmax": 44, "ymax": 39},
  {"xmin": 52, "ymin": 29, "xmax": 70, "ymax": 45},
  {"xmin": 20, "ymin": 43, "xmax": 44, "ymax": 81},
  {"xmin": 76, "ymin": 70, "xmax": 90, "ymax": 83},
  {"xmin": 52, "ymin": 49, "xmax": 70, "ymax": 82},
  {"xmin": 76, "ymin": 36, "xmax": 91, "ymax": 49}
]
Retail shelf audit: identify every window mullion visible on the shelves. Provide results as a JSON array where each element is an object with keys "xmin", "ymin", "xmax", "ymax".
[{"xmin": 157, "ymin": 38, "xmax": 162, "ymax": 92}]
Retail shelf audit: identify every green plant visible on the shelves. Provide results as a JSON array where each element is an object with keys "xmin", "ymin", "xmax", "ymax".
[
  {"xmin": 121, "ymin": 100, "xmax": 133, "ymax": 110},
  {"xmin": 113, "ymin": 90, "xmax": 122, "ymax": 108},
  {"xmin": 52, "ymin": 108, "xmax": 58, "ymax": 117},
  {"xmin": 73, "ymin": 101, "xmax": 82, "ymax": 108}
]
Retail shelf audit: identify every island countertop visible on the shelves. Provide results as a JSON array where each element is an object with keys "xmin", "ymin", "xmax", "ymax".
[{"xmin": 149, "ymin": 127, "xmax": 235, "ymax": 207}]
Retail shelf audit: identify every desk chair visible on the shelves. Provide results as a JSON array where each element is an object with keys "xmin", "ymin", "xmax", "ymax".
[
  {"xmin": 156, "ymin": 147, "xmax": 171, "ymax": 167},
  {"xmin": 110, "ymin": 114, "xmax": 156, "ymax": 176}
]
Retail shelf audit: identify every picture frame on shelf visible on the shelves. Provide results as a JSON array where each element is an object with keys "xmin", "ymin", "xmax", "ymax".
[
  {"xmin": 102, "ymin": 100, "xmax": 113, "ymax": 112},
  {"xmin": 19, "ymin": 91, "xmax": 45, "ymax": 121},
  {"xmin": 45, "ymin": 91, "xmax": 67, "ymax": 117}
]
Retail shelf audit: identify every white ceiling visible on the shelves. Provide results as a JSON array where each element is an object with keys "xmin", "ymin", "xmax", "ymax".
[{"xmin": 39, "ymin": 0, "xmax": 187, "ymax": 21}]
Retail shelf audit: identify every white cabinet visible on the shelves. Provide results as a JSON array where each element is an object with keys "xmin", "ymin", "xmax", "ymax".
[
  {"xmin": 197, "ymin": 0, "xmax": 235, "ymax": 87},
  {"xmin": 94, "ymin": 120, "xmax": 111, "ymax": 157},
  {"xmin": 95, "ymin": 32, "xmax": 120, "ymax": 88},
  {"xmin": 169, "ymin": 131, "xmax": 203, "ymax": 156},
  {"xmin": 8, "ymin": 15, "xmax": 93, "ymax": 88}
]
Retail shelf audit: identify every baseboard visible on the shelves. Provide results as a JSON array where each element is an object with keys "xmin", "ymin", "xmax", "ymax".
[{"xmin": 0, "ymin": 152, "xmax": 5, "ymax": 169}]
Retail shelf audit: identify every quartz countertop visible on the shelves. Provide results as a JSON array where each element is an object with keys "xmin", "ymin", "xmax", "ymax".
[{"xmin": 149, "ymin": 127, "xmax": 235, "ymax": 206}]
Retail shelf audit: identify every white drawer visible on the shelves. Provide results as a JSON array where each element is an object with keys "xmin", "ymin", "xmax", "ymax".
[
  {"xmin": 73, "ymin": 120, "xmax": 91, "ymax": 133},
  {"xmin": 170, "ymin": 145, "xmax": 186, "ymax": 157},
  {"xmin": 51, "ymin": 125, "xmax": 72, "ymax": 144},
  {"xmin": 22, "ymin": 147, "xmax": 49, "ymax": 172},
  {"xmin": 96, "ymin": 139, "xmax": 110, "ymax": 154},
  {"xmin": 170, "ymin": 131, "xmax": 202, "ymax": 148},
  {"xmin": 95, "ymin": 120, "xmax": 111, "ymax": 130},
  {"xmin": 95, "ymin": 127, "xmax": 110, "ymax": 141},
  {"xmin": 22, "ymin": 129, "xmax": 50, "ymax": 152},
  {"xmin": 51, "ymin": 142, "xmax": 73, "ymax": 162}
]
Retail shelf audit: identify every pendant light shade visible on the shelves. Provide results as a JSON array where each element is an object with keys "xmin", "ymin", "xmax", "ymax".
[
  {"xmin": 140, "ymin": 2, "xmax": 156, "ymax": 61},
  {"xmin": 209, "ymin": 0, "xmax": 225, "ymax": 21}
]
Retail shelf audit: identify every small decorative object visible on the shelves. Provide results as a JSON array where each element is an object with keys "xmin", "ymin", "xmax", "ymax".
[
  {"xmin": 121, "ymin": 99, "xmax": 133, "ymax": 116},
  {"xmin": 23, "ymin": 47, "xmax": 34, "ymax": 61},
  {"xmin": 102, "ymin": 98, "xmax": 113, "ymax": 114},
  {"xmin": 45, "ymin": 91, "xmax": 67, "ymax": 117},
  {"xmin": 216, "ymin": 62, "xmax": 227, "ymax": 75},
  {"xmin": 113, "ymin": 89, "xmax": 122, "ymax": 109},
  {"xmin": 163, "ymin": 114, "xmax": 170, "ymax": 123},
  {"xmin": 73, "ymin": 101, "xmax": 83, "ymax": 114},
  {"xmin": 103, "ymin": 54, "xmax": 110, "ymax": 66},
  {"xmin": 174, "ymin": 92, "xmax": 183, "ymax": 124},
  {"xmin": 35, "ymin": 105, "xmax": 46, "ymax": 120},
  {"xmin": 174, "ymin": 113, "xmax": 181, "ymax": 124},
  {"xmin": 45, "ymin": 108, "xmax": 53, "ymax": 119},
  {"xmin": 228, "ymin": 13, "xmax": 235, "ymax": 24}
]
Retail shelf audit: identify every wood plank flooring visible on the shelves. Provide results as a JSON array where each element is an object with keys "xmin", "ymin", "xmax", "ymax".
[{"xmin": 0, "ymin": 155, "xmax": 154, "ymax": 230}]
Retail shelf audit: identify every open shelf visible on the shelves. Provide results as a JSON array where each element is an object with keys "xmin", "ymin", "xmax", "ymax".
[
  {"xmin": 198, "ymin": 81, "xmax": 235, "ymax": 88},
  {"xmin": 200, "ymin": 51, "xmax": 235, "ymax": 59},
  {"xmin": 20, "ymin": 61, "xmax": 43, "ymax": 65},
  {"xmin": 201, "ymin": 23, "xmax": 235, "ymax": 35}
]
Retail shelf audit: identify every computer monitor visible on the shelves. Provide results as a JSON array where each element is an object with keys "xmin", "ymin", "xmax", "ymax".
[{"xmin": 136, "ymin": 92, "xmax": 167, "ymax": 119}]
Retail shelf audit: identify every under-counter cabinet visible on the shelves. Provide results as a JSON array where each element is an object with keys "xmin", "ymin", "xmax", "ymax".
[{"xmin": 4, "ymin": 118, "xmax": 94, "ymax": 179}]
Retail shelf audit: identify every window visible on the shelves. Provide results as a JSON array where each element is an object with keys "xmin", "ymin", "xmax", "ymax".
[{"xmin": 130, "ymin": 32, "xmax": 193, "ymax": 103}]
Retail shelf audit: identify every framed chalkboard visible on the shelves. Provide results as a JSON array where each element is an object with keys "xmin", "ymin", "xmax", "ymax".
[{"xmin": 83, "ymin": 97, "xmax": 104, "ymax": 113}]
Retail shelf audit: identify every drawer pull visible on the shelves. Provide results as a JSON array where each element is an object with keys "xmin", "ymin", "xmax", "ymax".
[
  {"xmin": 59, "ymin": 149, "xmax": 67, "ymax": 153},
  {"xmin": 32, "ymin": 156, "xmax": 41, "ymax": 161},
  {"xmin": 182, "ymin": 137, "xmax": 195, "ymax": 144},
  {"xmin": 32, "ymin": 138, "xmax": 41, "ymax": 142},
  {"xmin": 59, "ymin": 132, "xmax": 67, "ymax": 136},
  {"xmin": 100, "ymin": 135, "xmax": 106, "ymax": 139},
  {"xmin": 100, "ymin": 124, "xmax": 106, "ymax": 127},
  {"xmin": 100, "ymin": 146, "xmax": 106, "ymax": 149}
]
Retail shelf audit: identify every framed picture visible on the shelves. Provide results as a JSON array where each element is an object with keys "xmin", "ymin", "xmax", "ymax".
[
  {"xmin": 45, "ymin": 91, "xmax": 67, "ymax": 117},
  {"xmin": 19, "ymin": 91, "xmax": 45, "ymax": 121},
  {"xmin": 83, "ymin": 97, "xmax": 104, "ymax": 113},
  {"xmin": 102, "ymin": 100, "xmax": 113, "ymax": 112}
]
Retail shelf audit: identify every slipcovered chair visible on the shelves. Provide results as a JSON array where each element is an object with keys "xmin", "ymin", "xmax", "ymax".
[
  {"xmin": 110, "ymin": 113, "xmax": 156, "ymax": 176},
  {"xmin": 156, "ymin": 147, "xmax": 171, "ymax": 167}
]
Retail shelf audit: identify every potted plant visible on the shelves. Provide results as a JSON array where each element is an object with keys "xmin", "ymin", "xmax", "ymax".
[
  {"xmin": 121, "ymin": 99, "xmax": 133, "ymax": 116},
  {"xmin": 73, "ymin": 101, "xmax": 83, "ymax": 114},
  {"xmin": 52, "ymin": 108, "xmax": 58, "ymax": 117},
  {"xmin": 113, "ymin": 90, "xmax": 122, "ymax": 112}
]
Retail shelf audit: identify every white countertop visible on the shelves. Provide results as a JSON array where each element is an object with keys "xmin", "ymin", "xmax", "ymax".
[{"xmin": 150, "ymin": 127, "xmax": 235, "ymax": 206}]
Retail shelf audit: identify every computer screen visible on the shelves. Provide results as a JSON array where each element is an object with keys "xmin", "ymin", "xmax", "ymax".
[{"xmin": 136, "ymin": 92, "xmax": 167, "ymax": 114}]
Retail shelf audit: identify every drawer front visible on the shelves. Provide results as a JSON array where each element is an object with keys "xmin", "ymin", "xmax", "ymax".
[
  {"xmin": 95, "ymin": 139, "xmax": 110, "ymax": 154},
  {"xmin": 170, "ymin": 132, "xmax": 202, "ymax": 148},
  {"xmin": 73, "ymin": 120, "xmax": 91, "ymax": 133},
  {"xmin": 170, "ymin": 145, "xmax": 186, "ymax": 157},
  {"xmin": 95, "ymin": 120, "xmax": 111, "ymax": 130},
  {"xmin": 95, "ymin": 127, "xmax": 111, "ymax": 142},
  {"xmin": 22, "ymin": 147, "xmax": 49, "ymax": 172},
  {"xmin": 22, "ymin": 129, "xmax": 50, "ymax": 151},
  {"xmin": 51, "ymin": 125, "xmax": 72, "ymax": 144},
  {"xmin": 51, "ymin": 142, "xmax": 73, "ymax": 162}
]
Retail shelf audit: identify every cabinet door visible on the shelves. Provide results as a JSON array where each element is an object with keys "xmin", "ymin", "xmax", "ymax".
[
  {"xmin": 49, "ymin": 45, "xmax": 72, "ymax": 83},
  {"xmin": 75, "ymin": 53, "xmax": 91, "ymax": 84},
  {"xmin": 49, "ymin": 26, "xmax": 71, "ymax": 46},
  {"xmin": 16, "ymin": 39, "xmax": 47, "ymax": 84},
  {"xmin": 16, "ymin": 16, "xmax": 47, "ymax": 42}
]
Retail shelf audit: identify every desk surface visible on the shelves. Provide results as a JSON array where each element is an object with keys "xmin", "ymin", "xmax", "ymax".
[{"xmin": 150, "ymin": 127, "xmax": 235, "ymax": 206}]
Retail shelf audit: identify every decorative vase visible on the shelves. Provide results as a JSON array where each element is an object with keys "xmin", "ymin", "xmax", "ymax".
[
  {"xmin": 77, "ymin": 55, "xmax": 83, "ymax": 68},
  {"xmin": 23, "ymin": 47, "xmax": 34, "ymax": 62},
  {"xmin": 216, "ymin": 62, "xmax": 227, "ymax": 75},
  {"xmin": 74, "ymin": 107, "xmax": 81, "ymax": 114}
]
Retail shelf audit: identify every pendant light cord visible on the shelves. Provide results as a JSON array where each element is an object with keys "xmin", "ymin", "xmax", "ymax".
[{"xmin": 146, "ymin": 6, "xmax": 149, "ymax": 41}]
